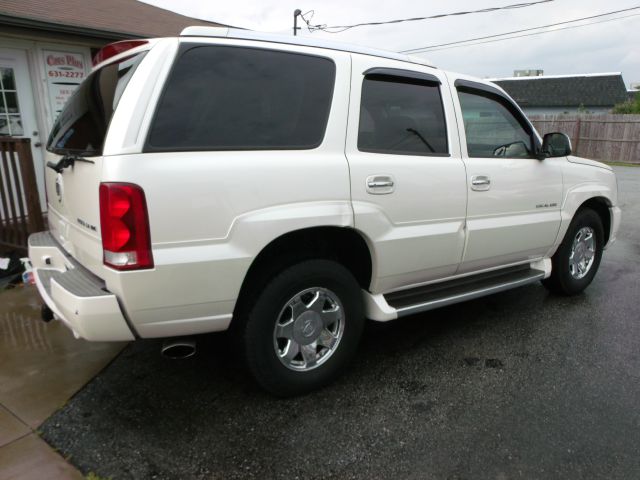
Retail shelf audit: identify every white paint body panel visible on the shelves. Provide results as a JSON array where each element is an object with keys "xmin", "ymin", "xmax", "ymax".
[
  {"xmin": 346, "ymin": 54, "xmax": 467, "ymax": 293},
  {"xmin": 458, "ymin": 157, "xmax": 563, "ymax": 272},
  {"xmin": 446, "ymin": 71, "xmax": 563, "ymax": 272},
  {"xmin": 30, "ymin": 34, "xmax": 621, "ymax": 341}
]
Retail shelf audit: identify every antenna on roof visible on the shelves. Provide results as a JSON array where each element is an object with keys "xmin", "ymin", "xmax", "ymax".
[{"xmin": 293, "ymin": 9, "xmax": 302, "ymax": 36}]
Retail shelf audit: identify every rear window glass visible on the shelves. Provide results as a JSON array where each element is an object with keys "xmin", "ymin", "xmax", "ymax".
[
  {"xmin": 145, "ymin": 45, "xmax": 336, "ymax": 151},
  {"xmin": 46, "ymin": 52, "xmax": 146, "ymax": 156}
]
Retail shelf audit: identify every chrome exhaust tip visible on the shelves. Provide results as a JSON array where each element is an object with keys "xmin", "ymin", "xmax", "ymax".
[{"xmin": 161, "ymin": 337, "xmax": 196, "ymax": 360}]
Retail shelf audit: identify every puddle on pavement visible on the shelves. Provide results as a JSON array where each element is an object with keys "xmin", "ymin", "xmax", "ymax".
[
  {"xmin": 0, "ymin": 286, "xmax": 54, "ymax": 353},
  {"xmin": 0, "ymin": 284, "xmax": 127, "ymax": 428}
]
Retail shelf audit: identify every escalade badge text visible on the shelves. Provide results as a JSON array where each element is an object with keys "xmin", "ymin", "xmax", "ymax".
[{"xmin": 77, "ymin": 218, "xmax": 97, "ymax": 232}]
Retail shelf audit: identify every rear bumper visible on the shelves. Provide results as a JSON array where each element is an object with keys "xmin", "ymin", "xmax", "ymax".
[{"xmin": 28, "ymin": 232, "xmax": 135, "ymax": 341}]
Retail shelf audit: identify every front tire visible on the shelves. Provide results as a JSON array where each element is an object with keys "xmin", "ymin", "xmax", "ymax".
[
  {"xmin": 542, "ymin": 208, "xmax": 604, "ymax": 295},
  {"xmin": 242, "ymin": 259, "xmax": 364, "ymax": 397}
]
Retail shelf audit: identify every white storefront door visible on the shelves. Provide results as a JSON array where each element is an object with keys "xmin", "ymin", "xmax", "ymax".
[{"xmin": 0, "ymin": 47, "xmax": 46, "ymax": 210}]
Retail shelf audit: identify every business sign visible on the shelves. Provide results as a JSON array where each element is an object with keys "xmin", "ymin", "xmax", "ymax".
[{"xmin": 44, "ymin": 51, "xmax": 87, "ymax": 122}]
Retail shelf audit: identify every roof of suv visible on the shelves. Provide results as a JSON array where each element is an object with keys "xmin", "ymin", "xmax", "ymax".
[{"xmin": 180, "ymin": 26, "xmax": 436, "ymax": 68}]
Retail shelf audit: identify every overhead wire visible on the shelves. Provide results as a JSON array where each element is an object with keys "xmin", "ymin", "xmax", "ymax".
[
  {"xmin": 399, "ymin": 5, "xmax": 640, "ymax": 53},
  {"xmin": 299, "ymin": 0, "xmax": 554, "ymax": 33},
  {"xmin": 417, "ymin": 14, "xmax": 640, "ymax": 53}
]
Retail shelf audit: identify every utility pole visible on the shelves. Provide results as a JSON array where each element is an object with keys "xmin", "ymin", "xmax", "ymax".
[{"xmin": 293, "ymin": 9, "xmax": 301, "ymax": 36}]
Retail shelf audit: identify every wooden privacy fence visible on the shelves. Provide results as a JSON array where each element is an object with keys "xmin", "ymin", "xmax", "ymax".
[
  {"xmin": 529, "ymin": 114, "xmax": 640, "ymax": 164},
  {"xmin": 0, "ymin": 137, "xmax": 45, "ymax": 250}
]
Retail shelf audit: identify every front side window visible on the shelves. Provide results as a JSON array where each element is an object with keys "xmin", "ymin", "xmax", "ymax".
[
  {"xmin": 358, "ymin": 75, "xmax": 448, "ymax": 156},
  {"xmin": 458, "ymin": 89, "xmax": 534, "ymax": 158},
  {"xmin": 146, "ymin": 46, "xmax": 336, "ymax": 151}
]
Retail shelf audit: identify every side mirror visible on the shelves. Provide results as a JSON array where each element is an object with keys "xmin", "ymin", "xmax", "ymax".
[{"xmin": 539, "ymin": 132, "xmax": 572, "ymax": 159}]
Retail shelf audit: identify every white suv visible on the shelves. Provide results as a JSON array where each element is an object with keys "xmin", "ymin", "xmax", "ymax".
[{"xmin": 30, "ymin": 27, "xmax": 621, "ymax": 396}]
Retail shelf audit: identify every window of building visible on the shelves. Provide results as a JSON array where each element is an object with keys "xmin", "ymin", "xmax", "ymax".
[
  {"xmin": 457, "ymin": 89, "xmax": 534, "ymax": 158},
  {"xmin": 146, "ymin": 46, "xmax": 336, "ymax": 151},
  {"xmin": 358, "ymin": 75, "xmax": 448, "ymax": 156},
  {"xmin": 0, "ymin": 68, "xmax": 23, "ymax": 136}
]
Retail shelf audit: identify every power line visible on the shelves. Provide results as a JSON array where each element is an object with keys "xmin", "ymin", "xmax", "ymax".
[
  {"xmin": 400, "ymin": 5, "xmax": 640, "ymax": 53},
  {"xmin": 423, "ymin": 13, "xmax": 640, "ymax": 52},
  {"xmin": 403, "ymin": 11, "xmax": 640, "ymax": 53},
  {"xmin": 299, "ymin": 0, "xmax": 554, "ymax": 34}
]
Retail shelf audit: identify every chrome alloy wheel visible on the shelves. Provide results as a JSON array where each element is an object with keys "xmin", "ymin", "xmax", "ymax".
[
  {"xmin": 273, "ymin": 287, "xmax": 345, "ymax": 371},
  {"xmin": 569, "ymin": 226, "xmax": 596, "ymax": 280}
]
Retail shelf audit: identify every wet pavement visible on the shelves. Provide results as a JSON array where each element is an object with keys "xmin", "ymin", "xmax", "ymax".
[
  {"xmin": 18, "ymin": 167, "xmax": 640, "ymax": 479},
  {"xmin": 0, "ymin": 285, "xmax": 126, "ymax": 479}
]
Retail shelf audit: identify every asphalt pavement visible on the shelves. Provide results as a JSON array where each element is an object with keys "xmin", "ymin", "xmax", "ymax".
[{"xmin": 41, "ymin": 167, "xmax": 640, "ymax": 480}]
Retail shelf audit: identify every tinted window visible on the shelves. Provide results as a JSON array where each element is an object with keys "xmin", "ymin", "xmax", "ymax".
[
  {"xmin": 458, "ymin": 90, "xmax": 533, "ymax": 158},
  {"xmin": 146, "ymin": 46, "xmax": 336, "ymax": 151},
  {"xmin": 358, "ymin": 75, "xmax": 448, "ymax": 156},
  {"xmin": 47, "ymin": 53, "xmax": 146, "ymax": 156}
]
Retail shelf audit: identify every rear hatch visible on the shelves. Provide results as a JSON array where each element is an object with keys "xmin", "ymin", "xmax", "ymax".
[{"xmin": 45, "ymin": 50, "xmax": 147, "ymax": 277}]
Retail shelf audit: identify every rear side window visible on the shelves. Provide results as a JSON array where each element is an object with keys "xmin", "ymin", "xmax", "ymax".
[
  {"xmin": 47, "ymin": 53, "xmax": 146, "ymax": 156},
  {"xmin": 358, "ymin": 75, "xmax": 448, "ymax": 156},
  {"xmin": 146, "ymin": 46, "xmax": 336, "ymax": 151}
]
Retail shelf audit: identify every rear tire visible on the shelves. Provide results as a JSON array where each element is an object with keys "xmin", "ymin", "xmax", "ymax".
[
  {"xmin": 542, "ymin": 208, "xmax": 604, "ymax": 295},
  {"xmin": 242, "ymin": 259, "xmax": 364, "ymax": 397}
]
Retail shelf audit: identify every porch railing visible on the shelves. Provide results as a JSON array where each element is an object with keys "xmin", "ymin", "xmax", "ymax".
[{"xmin": 0, "ymin": 137, "xmax": 45, "ymax": 251}]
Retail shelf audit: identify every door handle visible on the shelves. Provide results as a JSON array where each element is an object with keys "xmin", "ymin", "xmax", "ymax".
[
  {"xmin": 471, "ymin": 175, "xmax": 491, "ymax": 191},
  {"xmin": 367, "ymin": 180, "xmax": 394, "ymax": 188},
  {"xmin": 366, "ymin": 175, "xmax": 395, "ymax": 194}
]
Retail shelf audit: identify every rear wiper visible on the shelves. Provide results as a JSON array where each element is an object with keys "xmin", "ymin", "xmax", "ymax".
[{"xmin": 46, "ymin": 154, "xmax": 95, "ymax": 173}]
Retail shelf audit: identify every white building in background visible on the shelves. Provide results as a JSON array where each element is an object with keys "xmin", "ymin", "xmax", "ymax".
[{"xmin": 0, "ymin": 0, "xmax": 221, "ymax": 209}]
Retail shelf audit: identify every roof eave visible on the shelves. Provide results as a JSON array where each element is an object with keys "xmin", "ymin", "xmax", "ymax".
[{"xmin": 0, "ymin": 13, "xmax": 149, "ymax": 40}]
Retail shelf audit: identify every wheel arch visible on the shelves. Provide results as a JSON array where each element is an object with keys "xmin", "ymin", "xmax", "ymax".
[
  {"xmin": 577, "ymin": 196, "xmax": 612, "ymax": 246},
  {"xmin": 232, "ymin": 226, "xmax": 373, "ymax": 320},
  {"xmin": 557, "ymin": 179, "xmax": 616, "ymax": 252}
]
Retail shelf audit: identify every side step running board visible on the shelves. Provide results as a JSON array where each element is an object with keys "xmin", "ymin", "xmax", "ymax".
[{"xmin": 384, "ymin": 266, "xmax": 545, "ymax": 318}]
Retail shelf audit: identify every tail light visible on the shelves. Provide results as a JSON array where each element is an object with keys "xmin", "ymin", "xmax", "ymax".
[
  {"xmin": 92, "ymin": 40, "xmax": 148, "ymax": 66},
  {"xmin": 99, "ymin": 183, "xmax": 153, "ymax": 270}
]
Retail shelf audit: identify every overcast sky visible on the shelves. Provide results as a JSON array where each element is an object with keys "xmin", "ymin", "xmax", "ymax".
[{"xmin": 142, "ymin": 0, "xmax": 640, "ymax": 88}]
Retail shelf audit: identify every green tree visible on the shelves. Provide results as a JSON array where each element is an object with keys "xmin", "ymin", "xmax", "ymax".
[{"xmin": 612, "ymin": 91, "xmax": 640, "ymax": 114}]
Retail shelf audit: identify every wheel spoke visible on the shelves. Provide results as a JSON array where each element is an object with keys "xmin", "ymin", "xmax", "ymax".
[
  {"xmin": 300, "ymin": 344, "xmax": 317, "ymax": 367},
  {"xmin": 290, "ymin": 298, "xmax": 306, "ymax": 319},
  {"xmin": 569, "ymin": 258, "xmax": 578, "ymax": 275},
  {"xmin": 275, "ymin": 320, "xmax": 295, "ymax": 340},
  {"xmin": 317, "ymin": 328, "xmax": 338, "ymax": 349},
  {"xmin": 281, "ymin": 340, "xmax": 300, "ymax": 362},
  {"xmin": 320, "ymin": 307, "xmax": 340, "ymax": 327},
  {"xmin": 307, "ymin": 291, "xmax": 326, "ymax": 313}
]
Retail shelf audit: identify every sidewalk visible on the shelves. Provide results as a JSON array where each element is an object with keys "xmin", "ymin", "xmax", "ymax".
[{"xmin": 0, "ymin": 285, "xmax": 126, "ymax": 479}]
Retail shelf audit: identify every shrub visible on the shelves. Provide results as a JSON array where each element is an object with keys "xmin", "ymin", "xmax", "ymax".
[{"xmin": 612, "ymin": 92, "xmax": 640, "ymax": 114}]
